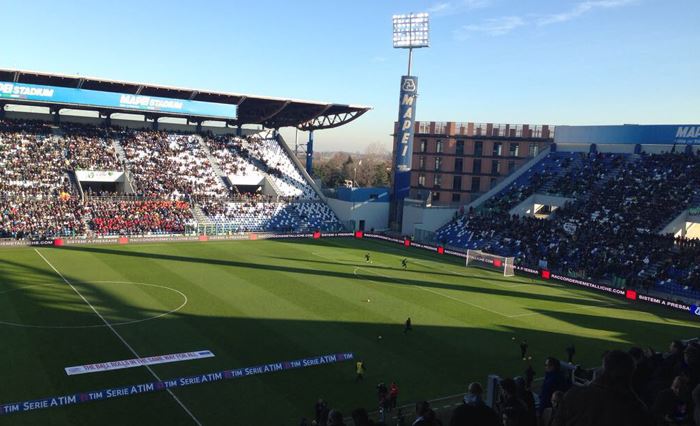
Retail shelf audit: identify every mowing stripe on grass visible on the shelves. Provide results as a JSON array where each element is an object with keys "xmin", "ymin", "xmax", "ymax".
[
  {"xmin": 313, "ymin": 251, "xmax": 517, "ymax": 318},
  {"xmin": 34, "ymin": 249, "xmax": 203, "ymax": 425}
]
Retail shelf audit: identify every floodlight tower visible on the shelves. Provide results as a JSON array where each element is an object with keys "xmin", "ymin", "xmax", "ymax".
[{"xmin": 390, "ymin": 12, "xmax": 429, "ymax": 232}]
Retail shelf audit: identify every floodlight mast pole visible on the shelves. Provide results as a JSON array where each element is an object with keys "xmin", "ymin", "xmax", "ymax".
[{"xmin": 390, "ymin": 12, "xmax": 429, "ymax": 232}]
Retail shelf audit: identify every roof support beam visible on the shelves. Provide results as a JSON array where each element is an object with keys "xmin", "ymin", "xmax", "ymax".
[
  {"xmin": 298, "ymin": 109, "xmax": 368, "ymax": 131},
  {"xmin": 256, "ymin": 100, "xmax": 291, "ymax": 125}
]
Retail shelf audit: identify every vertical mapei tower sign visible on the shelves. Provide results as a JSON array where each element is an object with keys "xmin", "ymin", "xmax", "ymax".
[{"xmin": 391, "ymin": 12, "xmax": 429, "ymax": 231}]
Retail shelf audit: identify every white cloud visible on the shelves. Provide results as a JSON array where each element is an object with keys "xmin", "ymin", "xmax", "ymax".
[
  {"xmin": 454, "ymin": 16, "xmax": 525, "ymax": 38},
  {"xmin": 537, "ymin": 0, "xmax": 637, "ymax": 26},
  {"xmin": 452, "ymin": 0, "xmax": 637, "ymax": 40},
  {"xmin": 429, "ymin": 0, "xmax": 492, "ymax": 16}
]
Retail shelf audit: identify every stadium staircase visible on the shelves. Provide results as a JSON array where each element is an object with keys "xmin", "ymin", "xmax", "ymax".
[
  {"xmin": 67, "ymin": 170, "xmax": 85, "ymax": 202},
  {"xmin": 112, "ymin": 139, "xmax": 138, "ymax": 194},
  {"xmin": 539, "ymin": 154, "xmax": 582, "ymax": 194},
  {"xmin": 50, "ymin": 127, "xmax": 86, "ymax": 202},
  {"xmin": 466, "ymin": 147, "xmax": 551, "ymax": 210},
  {"xmin": 275, "ymin": 133, "xmax": 347, "ymax": 227},
  {"xmin": 191, "ymin": 205, "xmax": 213, "ymax": 226},
  {"xmin": 594, "ymin": 155, "xmax": 630, "ymax": 189},
  {"xmin": 195, "ymin": 135, "xmax": 233, "ymax": 194},
  {"xmin": 639, "ymin": 260, "xmax": 665, "ymax": 281},
  {"xmin": 111, "ymin": 138, "xmax": 128, "ymax": 165},
  {"xmin": 263, "ymin": 175, "xmax": 283, "ymax": 198},
  {"xmin": 225, "ymin": 141, "xmax": 286, "ymax": 197}
]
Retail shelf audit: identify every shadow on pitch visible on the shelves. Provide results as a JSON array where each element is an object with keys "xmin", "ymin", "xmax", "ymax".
[
  {"xmin": 56, "ymin": 244, "xmax": 622, "ymax": 309},
  {"xmin": 264, "ymin": 255, "xmax": 534, "ymax": 286},
  {"xmin": 1, "ymin": 249, "xmax": 700, "ymax": 425}
]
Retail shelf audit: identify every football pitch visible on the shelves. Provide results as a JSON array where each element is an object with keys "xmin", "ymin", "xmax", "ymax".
[{"xmin": 0, "ymin": 237, "xmax": 698, "ymax": 425}]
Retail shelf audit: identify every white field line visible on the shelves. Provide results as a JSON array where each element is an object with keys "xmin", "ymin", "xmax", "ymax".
[
  {"xmin": 367, "ymin": 245, "xmax": 527, "ymax": 289},
  {"xmin": 369, "ymin": 245, "xmax": 631, "ymax": 312},
  {"xmin": 316, "ymin": 250, "xmax": 625, "ymax": 320},
  {"xmin": 313, "ymin": 251, "xmax": 518, "ymax": 318},
  {"xmin": 34, "ymin": 249, "xmax": 202, "ymax": 426}
]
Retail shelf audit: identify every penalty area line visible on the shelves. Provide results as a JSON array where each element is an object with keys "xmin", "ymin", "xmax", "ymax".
[
  {"xmin": 33, "ymin": 249, "xmax": 202, "ymax": 426},
  {"xmin": 326, "ymin": 252, "xmax": 516, "ymax": 319}
]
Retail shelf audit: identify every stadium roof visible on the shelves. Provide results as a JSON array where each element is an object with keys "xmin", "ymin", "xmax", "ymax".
[{"xmin": 0, "ymin": 69, "xmax": 371, "ymax": 131}]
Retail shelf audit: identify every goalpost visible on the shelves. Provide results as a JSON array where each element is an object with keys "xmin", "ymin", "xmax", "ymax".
[{"xmin": 466, "ymin": 249, "xmax": 515, "ymax": 277}]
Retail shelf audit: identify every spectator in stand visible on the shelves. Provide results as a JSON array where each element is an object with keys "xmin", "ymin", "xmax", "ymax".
[
  {"xmin": 553, "ymin": 350, "xmax": 653, "ymax": 426},
  {"xmin": 630, "ymin": 347, "xmax": 657, "ymax": 406},
  {"xmin": 449, "ymin": 382, "xmax": 499, "ymax": 426},
  {"xmin": 524, "ymin": 364, "xmax": 535, "ymax": 390},
  {"xmin": 681, "ymin": 344, "xmax": 700, "ymax": 390},
  {"xmin": 653, "ymin": 341, "xmax": 686, "ymax": 392},
  {"xmin": 499, "ymin": 378, "xmax": 528, "ymax": 426},
  {"xmin": 315, "ymin": 399, "xmax": 328, "ymax": 425},
  {"xmin": 327, "ymin": 409, "xmax": 345, "ymax": 426},
  {"xmin": 651, "ymin": 376, "xmax": 691, "ymax": 426},
  {"xmin": 540, "ymin": 391, "xmax": 564, "ymax": 426},
  {"xmin": 514, "ymin": 376, "xmax": 537, "ymax": 426},
  {"xmin": 539, "ymin": 358, "xmax": 569, "ymax": 416}
]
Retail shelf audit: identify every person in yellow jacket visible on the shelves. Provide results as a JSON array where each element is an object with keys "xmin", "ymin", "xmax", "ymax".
[{"xmin": 356, "ymin": 360, "xmax": 365, "ymax": 382}]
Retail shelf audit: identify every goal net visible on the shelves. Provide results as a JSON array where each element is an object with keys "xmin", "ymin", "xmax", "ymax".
[{"xmin": 466, "ymin": 249, "xmax": 515, "ymax": 277}]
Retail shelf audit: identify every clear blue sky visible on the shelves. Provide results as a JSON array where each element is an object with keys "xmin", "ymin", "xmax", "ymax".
[{"xmin": 3, "ymin": 0, "xmax": 699, "ymax": 151}]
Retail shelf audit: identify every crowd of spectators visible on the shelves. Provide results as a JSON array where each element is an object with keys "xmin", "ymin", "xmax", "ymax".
[
  {"xmin": 61, "ymin": 123, "xmax": 121, "ymax": 171},
  {"xmin": 119, "ymin": 130, "xmax": 229, "ymax": 199},
  {"xmin": 210, "ymin": 133, "xmax": 318, "ymax": 198},
  {"xmin": 86, "ymin": 199, "xmax": 194, "ymax": 236},
  {"xmin": 0, "ymin": 119, "xmax": 85, "ymax": 239},
  {"xmin": 203, "ymin": 134, "xmax": 259, "ymax": 179},
  {"xmin": 197, "ymin": 198, "xmax": 343, "ymax": 232},
  {"xmin": 0, "ymin": 198, "xmax": 86, "ymax": 239},
  {"xmin": 0, "ymin": 119, "xmax": 71, "ymax": 199},
  {"xmin": 437, "ymin": 151, "xmax": 700, "ymax": 292},
  {"xmin": 322, "ymin": 338, "xmax": 700, "ymax": 426},
  {"xmin": 200, "ymin": 199, "xmax": 285, "ymax": 231},
  {"xmin": 0, "ymin": 119, "xmax": 340, "ymax": 239}
]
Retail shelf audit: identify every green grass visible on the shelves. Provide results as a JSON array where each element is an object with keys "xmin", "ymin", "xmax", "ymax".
[{"xmin": 0, "ymin": 237, "xmax": 698, "ymax": 425}]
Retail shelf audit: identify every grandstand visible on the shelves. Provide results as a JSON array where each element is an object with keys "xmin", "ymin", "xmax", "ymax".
[
  {"xmin": 0, "ymin": 119, "xmax": 343, "ymax": 238},
  {"xmin": 0, "ymin": 69, "xmax": 367, "ymax": 239},
  {"xmin": 434, "ymin": 126, "xmax": 700, "ymax": 303}
]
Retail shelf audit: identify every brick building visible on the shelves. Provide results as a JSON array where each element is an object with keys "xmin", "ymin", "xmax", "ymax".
[{"xmin": 400, "ymin": 121, "xmax": 554, "ymax": 205}]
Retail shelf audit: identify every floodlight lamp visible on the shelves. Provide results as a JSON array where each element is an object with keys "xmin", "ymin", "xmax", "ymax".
[{"xmin": 392, "ymin": 12, "xmax": 430, "ymax": 49}]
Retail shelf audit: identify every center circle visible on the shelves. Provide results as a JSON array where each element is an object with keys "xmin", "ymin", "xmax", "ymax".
[{"xmin": 0, "ymin": 280, "xmax": 188, "ymax": 329}]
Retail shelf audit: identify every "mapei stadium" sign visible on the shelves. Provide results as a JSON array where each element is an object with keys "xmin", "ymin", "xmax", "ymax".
[{"xmin": 0, "ymin": 82, "xmax": 236, "ymax": 119}]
